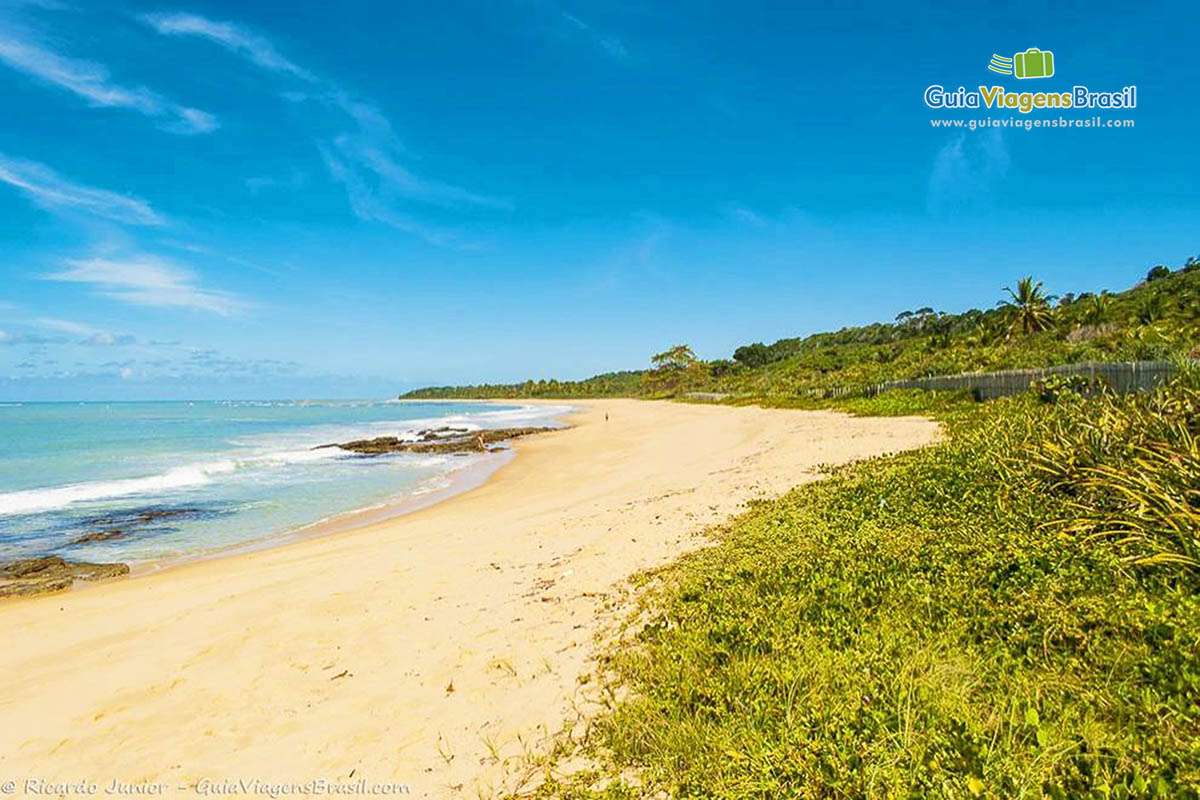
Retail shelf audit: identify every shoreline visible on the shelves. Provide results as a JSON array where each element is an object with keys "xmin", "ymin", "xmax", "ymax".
[
  {"xmin": 125, "ymin": 447, "xmax": 518, "ymax": 580},
  {"xmin": 0, "ymin": 399, "xmax": 939, "ymax": 797},
  {"xmin": 2, "ymin": 401, "xmax": 577, "ymax": 593},
  {"xmin": 126, "ymin": 401, "xmax": 585, "ymax": 579}
]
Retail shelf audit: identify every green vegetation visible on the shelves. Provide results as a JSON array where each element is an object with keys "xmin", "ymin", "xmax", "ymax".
[
  {"xmin": 403, "ymin": 370, "xmax": 644, "ymax": 399},
  {"xmin": 729, "ymin": 387, "xmax": 978, "ymax": 418},
  {"xmin": 1000, "ymin": 276, "xmax": 1055, "ymax": 335},
  {"xmin": 718, "ymin": 263, "xmax": 1198, "ymax": 403},
  {"xmin": 405, "ymin": 256, "xmax": 1199, "ymax": 797},
  {"xmin": 402, "ymin": 256, "xmax": 1200, "ymax": 403},
  {"xmin": 642, "ymin": 345, "xmax": 708, "ymax": 396},
  {"xmin": 526, "ymin": 371, "xmax": 1200, "ymax": 798}
]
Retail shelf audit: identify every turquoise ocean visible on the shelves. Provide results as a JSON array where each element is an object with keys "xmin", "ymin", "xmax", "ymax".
[{"xmin": 0, "ymin": 399, "xmax": 569, "ymax": 566}]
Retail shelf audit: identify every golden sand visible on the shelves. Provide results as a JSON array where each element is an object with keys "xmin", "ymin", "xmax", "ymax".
[{"xmin": 0, "ymin": 399, "xmax": 939, "ymax": 798}]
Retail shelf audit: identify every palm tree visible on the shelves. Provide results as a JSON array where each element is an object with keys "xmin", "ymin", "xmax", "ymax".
[
  {"xmin": 644, "ymin": 344, "xmax": 706, "ymax": 395},
  {"xmin": 925, "ymin": 313, "xmax": 954, "ymax": 349},
  {"xmin": 1082, "ymin": 292, "xmax": 1113, "ymax": 326},
  {"xmin": 1136, "ymin": 292, "xmax": 1166, "ymax": 325},
  {"xmin": 650, "ymin": 344, "xmax": 698, "ymax": 371},
  {"xmin": 999, "ymin": 276, "xmax": 1055, "ymax": 334}
]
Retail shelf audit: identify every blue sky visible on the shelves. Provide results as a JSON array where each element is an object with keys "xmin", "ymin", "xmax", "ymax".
[{"xmin": 0, "ymin": 0, "xmax": 1197, "ymax": 399}]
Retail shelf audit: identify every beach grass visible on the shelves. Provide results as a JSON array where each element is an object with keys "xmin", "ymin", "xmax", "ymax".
[
  {"xmin": 732, "ymin": 387, "xmax": 979, "ymax": 417},
  {"xmin": 525, "ymin": 373, "xmax": 1200, "ymax": 798}
]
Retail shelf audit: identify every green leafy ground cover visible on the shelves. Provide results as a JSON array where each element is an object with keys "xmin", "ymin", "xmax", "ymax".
[
  {"xmin": 522, "ymin": 371, "xmax": 1199, "ymax": 799},
  {"xmin": 404, "ymin": 256, "xmax": 1200, "ymax": 798}
]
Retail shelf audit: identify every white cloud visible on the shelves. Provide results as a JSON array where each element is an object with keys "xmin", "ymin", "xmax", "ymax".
[
  {"xmin": 308, "ymin": 93, "xmax": 506, "ymax": 247},
  {"xmin": 0, "ymin": 31, "xmax": 216, "ymax": 133},
  {"xmin": 927, "ymin": 129, "xmax": 1010, "ymax": 214},
  {"xmin": 43, "ymin": 255, "xmax": 248, "ymax": 316},
  {"xmin": 332, "ymin": 128, "xmax": 509, "ymax": 210},
  {"xmin": 0, "ymin": 154, "xmax": 164, "ymax": 225},
  {"xmin": 316, "ymin": 143, "xmax": 456, "ymax": 246},
  {"xmin": 33, "ymin": 317, "xmax": 135, "ymax": 345},
  {"xmin": 140, "ymin": 13, "xmax": 315, "ymax": 81},
  {"xmin": 310, "ymin": 97, "xmax": 507, "ymax": 248},
  {"xmin": 35, "ymin": 316, "xmax": 93, "ymax": 336},
  {"xmin": 172, "ymin": 107, "xmax": 219, "ymax": 134},
  {"xmin": 140, "ymin": 11, "xmax": 506, "ymax": 246}
]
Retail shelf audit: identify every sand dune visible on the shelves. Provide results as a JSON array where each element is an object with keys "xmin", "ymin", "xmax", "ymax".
[{"xmin": 0, "ymin": 399, "xmax": 939, "ymax": 798}]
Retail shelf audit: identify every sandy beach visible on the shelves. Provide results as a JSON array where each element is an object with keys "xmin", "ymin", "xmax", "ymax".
[{"xmin": 0, "ymin": 399, "xmax": 939, "ymax": 798}]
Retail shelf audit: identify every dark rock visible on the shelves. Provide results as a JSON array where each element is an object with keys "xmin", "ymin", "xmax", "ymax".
[
  {"xmin": 3, "ymin": 555, "xmax": 67, "ymax": 579},
  {"xmin": 0, "ymin": 556, "xmax": 130, "ymax": 598},
  {"xmin": 70, "ymin": 529, "xmax": 127, "ymax": 545},
  {"xmin": 80, "ymin": 506, "xmax": 207, "ymax": 527},
  {"xmin": 419, "ymin": 426, "xmax": 469, "ymax": 441},
  {"xmin": 319, "ymin": 426, "xmax": 557, "ymax": 456}
]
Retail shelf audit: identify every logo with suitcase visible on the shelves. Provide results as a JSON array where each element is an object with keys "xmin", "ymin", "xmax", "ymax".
[{"xmin": 988, "ymin": 48, "xmax": 1055, "ymax": 79}]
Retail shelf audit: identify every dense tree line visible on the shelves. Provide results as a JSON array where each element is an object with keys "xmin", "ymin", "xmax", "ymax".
[{"xmin": 404, "ymin": 254, "xmax": 1199, "ymax": 400}]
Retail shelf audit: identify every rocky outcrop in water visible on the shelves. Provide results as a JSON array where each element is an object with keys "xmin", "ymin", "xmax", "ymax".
[
  {"xmin": 66, "ymin": 505, "xmax": 228, "ymax": 546},
  {"xmin": 70, "ymin": 529, "xmax": 127, "ymax": 545},
  {"xmin": 80, "ymin": 505, "xmax": 213, "ymax": 528},
  {"xmin": 0, "ymin": 556, "xmax": 130, "ymax": 598},
  {"xmin": 317, "ymin": 426, "xmax": 557, "ymax": 456}
]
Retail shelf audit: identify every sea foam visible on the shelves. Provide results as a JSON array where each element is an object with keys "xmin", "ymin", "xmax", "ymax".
[{"xmin": 0, "ymin": 402, "xmax": 568, "ymax": 518}]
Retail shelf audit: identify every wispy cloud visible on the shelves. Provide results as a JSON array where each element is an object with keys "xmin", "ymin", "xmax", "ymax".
[
  {"xmin": 0, "ymin": 29, "xmax": 216, "ymax": 133},
  {"xmin": 140, "ymin": 11, "xmax": 506, "ymax": 246},
  {"xmin": 34, "ymin": 316, "xmax": 135, "ymax": 345},
  {"xmin": 84, "ymin": 330, "xmax": 136, "ymax": 346},
  {"xmin": 0, "ymin": 328, "xmax": 66, "ymax": 346},
  {"xmin": 327, "ymin": 122, "xmax": 508, "ymax": 209},
  {"xmin": 183, "ymin": 347, "xmax": 302, "ymax": 376},
  {"xmin": 560, "ymin": 10, "xmax": 628, "ymax": 60},
  {"xmin": 244, "ymin": 170, "xmax": 307, "ymax": 194},
  {"xmin": 310, "ymin": 93, "xmax": 507, "ymax": 247},
  {"xmin": 139, "ymin": 12, "xmax": 314, "ymax": 81},
  {"xmin": 316, "ymin": 142, "xmax": 458, "ymax": 246},
  {"xmin": 927, "ymin": 129, "xmax": 1010, "ymax": 214},
  {"xmin": 43, "ymin": 255, "xmax": 248, "ymax": 316},
  {"xmin": 727, "ymin": 205, "xmax": 768, "ymax": 227},
  {"xmin": 307, "ymin": 92, "xmax": 507, "ymax": 247},
  {"xmin": 0, "ymin": 154, "xmax": 164, "ymax": 225},
  {"xmin": 158, "ymin": 238, "xmax": 287, "ymax": 278},
  {"xmin": 34, "ymin": 316, "xmax": 93, "ymax": 336}
]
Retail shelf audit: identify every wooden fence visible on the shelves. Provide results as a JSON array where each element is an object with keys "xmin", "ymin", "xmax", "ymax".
[{"xmin": 868, "ymin": 360, "xmax": 1179, "ymax": 401}]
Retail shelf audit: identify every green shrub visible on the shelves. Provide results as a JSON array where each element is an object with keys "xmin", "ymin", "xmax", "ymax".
[
  {"xmin": 1147, "ymin": 265, "xmax": 1172, "ymax": 282},
  {"xmin": 534, "ymin": 378, "xmax": 1200, "ymax": 798},
  {"xmin": 1020, "ymin": 374, "xmax": 1200, "ymax": 569},
  {"xmin": 1031, "ymin": 373, "xmax": 1103, "ymax": 403}
]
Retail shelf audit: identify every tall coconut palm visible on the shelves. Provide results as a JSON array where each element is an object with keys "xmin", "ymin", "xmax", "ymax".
[{"xmin": 999, "ymin": 276, "xmax": 1055, "ymax": 335}]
